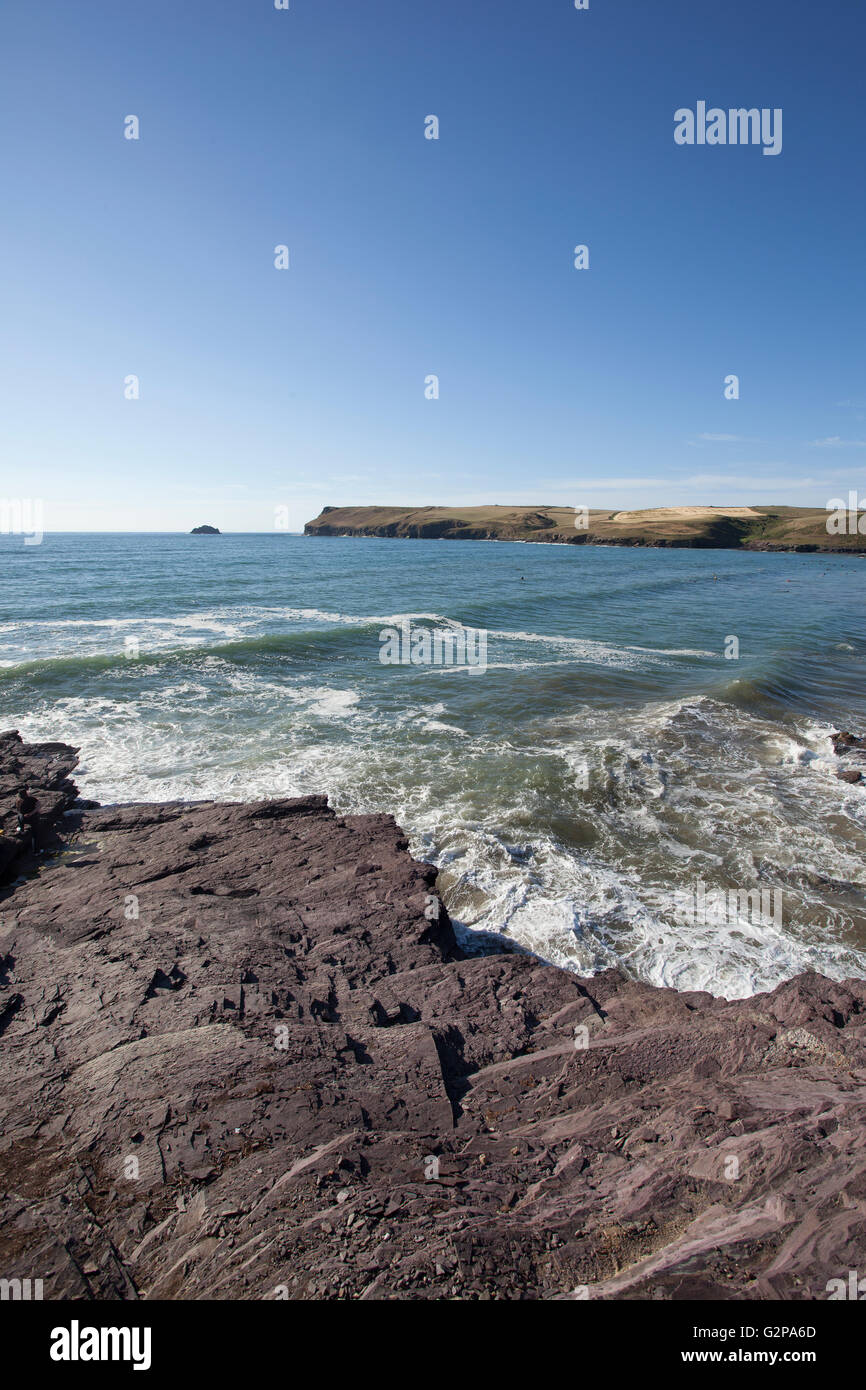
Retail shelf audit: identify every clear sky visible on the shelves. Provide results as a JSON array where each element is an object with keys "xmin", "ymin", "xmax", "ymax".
[{"xmin": 2, "ymin": 0, "xmax": 865, "ymax": 532}]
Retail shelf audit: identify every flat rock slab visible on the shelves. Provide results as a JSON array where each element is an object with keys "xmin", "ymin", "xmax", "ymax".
[{"xmin": 1, "ymin": 735, "xmax": 865, "ymax": 1300}]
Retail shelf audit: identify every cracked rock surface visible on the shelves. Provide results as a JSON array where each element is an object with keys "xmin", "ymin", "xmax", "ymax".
[{"xmin": 1, "ymin": 732, "xmax": 865, "ymax": 1301}]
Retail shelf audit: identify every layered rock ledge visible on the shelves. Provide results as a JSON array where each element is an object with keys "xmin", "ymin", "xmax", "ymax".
[{"xmin": 1, "ymin": 732, "xmax": 865, "ymax": 1301}]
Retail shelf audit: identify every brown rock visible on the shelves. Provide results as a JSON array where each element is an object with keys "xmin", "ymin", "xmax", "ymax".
[{"xmin": 1, "ymin": 734, "xmax": 865, "ymax": 1301}]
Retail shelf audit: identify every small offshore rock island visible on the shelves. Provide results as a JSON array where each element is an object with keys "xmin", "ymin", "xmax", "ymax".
[
  {"xmin": 304, "ymin": 504, "xmax": 866, "ymax": 552},
  {"xmin": 190, "ymin": 524, "xmax": 220, "ymax": 534}
]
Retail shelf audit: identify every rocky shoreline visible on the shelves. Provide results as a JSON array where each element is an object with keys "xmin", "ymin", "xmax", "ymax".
[{"xmin": 2, "ymin": 731, "xmax": 866, "ymax": 1301}]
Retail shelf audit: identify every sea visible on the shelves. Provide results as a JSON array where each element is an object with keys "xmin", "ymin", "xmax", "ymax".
[{"xmin": 2, "ymin": 531, "xmax": 866, "ymax": 1000}]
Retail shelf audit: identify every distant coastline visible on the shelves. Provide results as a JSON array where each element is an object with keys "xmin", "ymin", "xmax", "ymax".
[{"xmin": 304, "ymin": 504, "xmax": 866, "ymax": 553}]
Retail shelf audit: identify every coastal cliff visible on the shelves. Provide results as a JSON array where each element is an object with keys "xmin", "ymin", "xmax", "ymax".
[
  {"xmin": 304, "ymin": 504, "xmax": 866, "ymax": 553},
  {"xmin": 2, "ymin": 732, "xmax": 866, "ymax": 1301}
]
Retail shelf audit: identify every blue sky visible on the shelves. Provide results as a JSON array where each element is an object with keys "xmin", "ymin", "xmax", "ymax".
[{"xmin": 1, "ymin": 0, "xmax": 865, "ymax": 531}]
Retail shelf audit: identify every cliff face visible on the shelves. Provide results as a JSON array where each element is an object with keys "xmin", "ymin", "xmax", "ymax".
[
  {"xmin": 2, "ymin": 733, "xmax": 866, "ymax": 1301},
  {"xmin": 303, "ymin": 504, "xmax": 866, "ymax": 552}
]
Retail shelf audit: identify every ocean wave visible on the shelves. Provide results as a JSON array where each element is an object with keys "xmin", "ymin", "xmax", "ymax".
[
  {"xmin": 6, "ymin": 543, "xmax": 866, "ymax": 1005},
  {"xmin": 8, "ymin": 672, "xmax": 866, "ymax": 1001}
]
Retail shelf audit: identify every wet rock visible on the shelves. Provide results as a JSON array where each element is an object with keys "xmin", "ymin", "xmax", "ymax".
[
  {"xmin": 832, "ymin": 729, "xmax": 866, "ymax": 778},
  {"xmin": 833, "ymin": 731, "xmax": 865, "ymax": 752},
  {"xmin": 0, "ymin": 730, "xmax": 80, "ymax": 881},
  {"xmin": 1, "ymin": 734, "xmax": 865, "ymax": 1301}
]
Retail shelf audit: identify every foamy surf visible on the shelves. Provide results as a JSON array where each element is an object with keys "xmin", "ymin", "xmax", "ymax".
[{"xmin": 4, "ymin": 535, "xmax": 866, "ymax": 1001}]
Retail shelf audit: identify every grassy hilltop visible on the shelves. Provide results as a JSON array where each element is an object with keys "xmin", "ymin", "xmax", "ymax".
[{"xmin": 304, "ymin": 504, "xmax": 866, "ymax": 552}]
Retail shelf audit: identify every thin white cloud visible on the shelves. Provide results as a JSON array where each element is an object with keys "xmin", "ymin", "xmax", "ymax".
[
  {"xmin": 808, "ymin": 437, "xmax": 866, "ymax": 448},
  {"xmin": 546, "ymin": 471, "xmax": 844, "ymax": 496},
  {"xmin": 537, "ymin": 476, "xmax": 674, "ymax": 490},
  {"xmin": 685, "ymin": 472, "xmax": 814, "ymax": 490},
  {"xmin": 689, "ymin": 433, "xmax": 757, "ymax": 444}
]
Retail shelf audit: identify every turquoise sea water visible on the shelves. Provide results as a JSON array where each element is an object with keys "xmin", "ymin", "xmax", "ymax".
[{"xmin": 3, "ymin": 532, "xmax": 866, "ymax": 998}]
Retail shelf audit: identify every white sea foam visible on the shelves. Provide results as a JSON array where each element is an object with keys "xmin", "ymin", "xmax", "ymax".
[
  {"xmin": 487, "ymin": 628, "xmax": 674, "ymax": 668},
  {"xmin": 7, "ymin": 653, "xmax": 866, "ymax": 1002}
]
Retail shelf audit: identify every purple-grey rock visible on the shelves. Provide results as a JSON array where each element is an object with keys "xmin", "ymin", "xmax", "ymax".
[{"xmin": 1, "ymin": 733, "xmax": 865, "ymax": 1301}]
